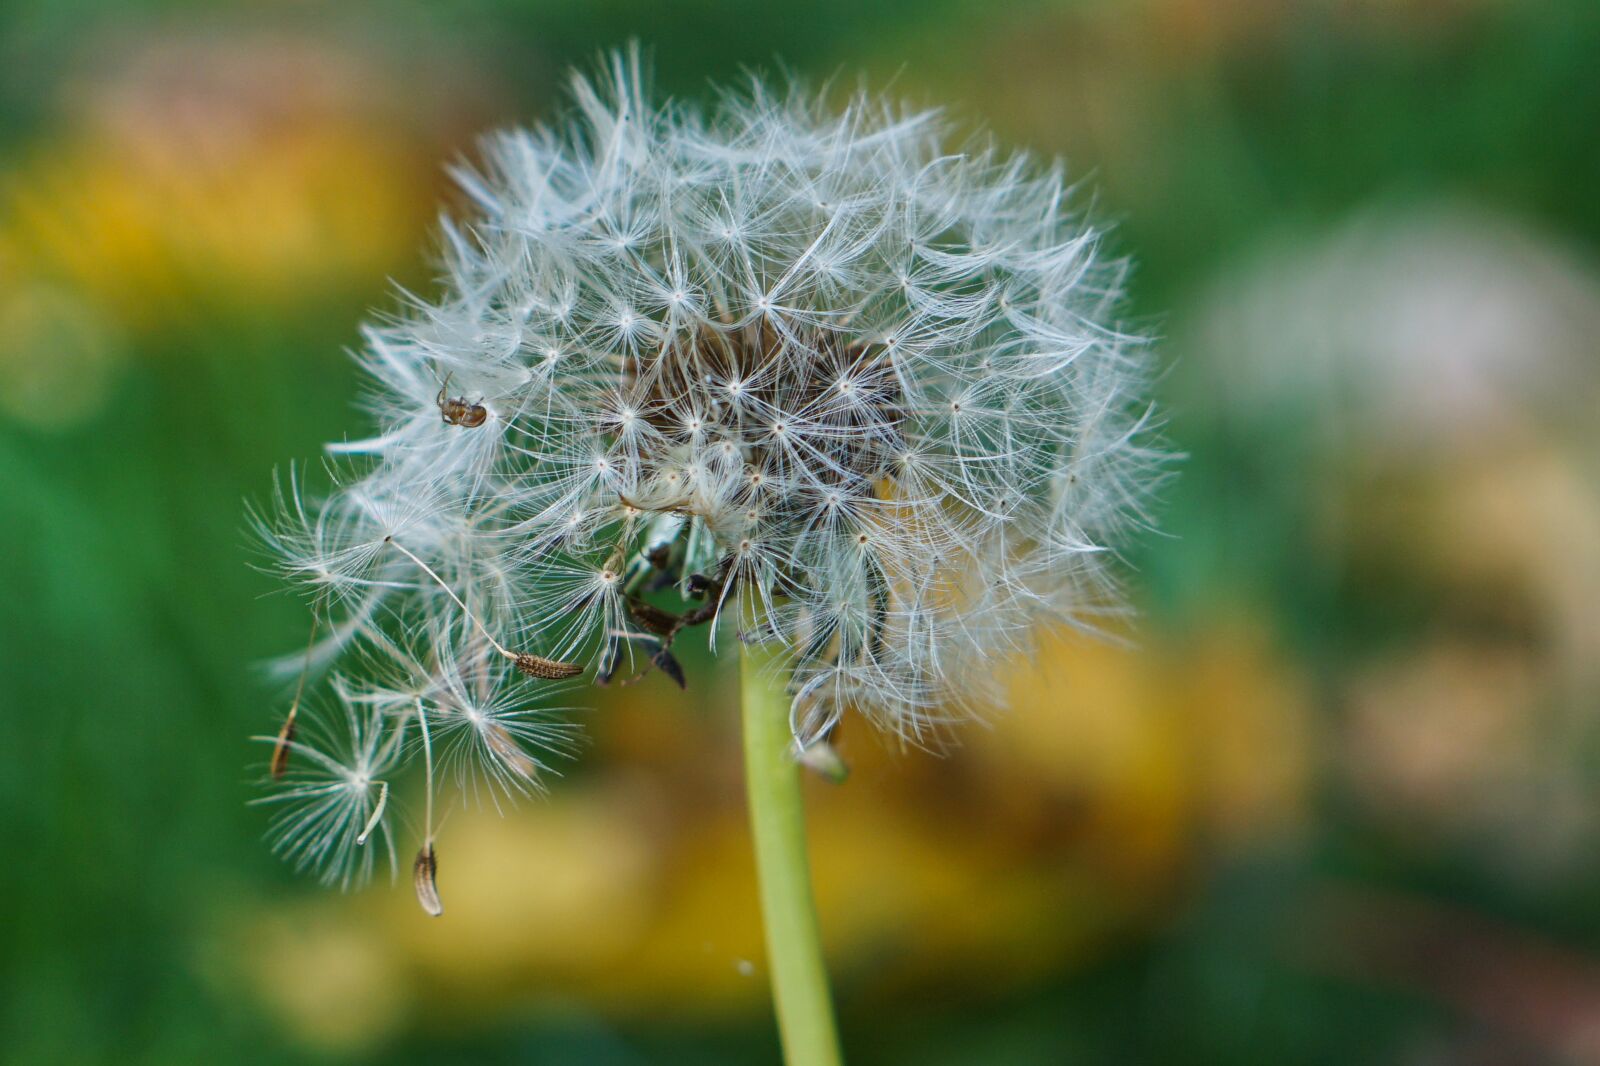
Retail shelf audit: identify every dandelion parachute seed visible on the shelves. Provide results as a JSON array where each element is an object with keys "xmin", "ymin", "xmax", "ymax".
[{"xmin": 251, "ymin": 692, "xmax": 400, "ymax": 890}]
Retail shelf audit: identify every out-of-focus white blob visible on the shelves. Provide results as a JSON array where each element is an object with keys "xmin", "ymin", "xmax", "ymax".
[{"xmin": 1182, "ymin": 202, "xmax": 1600, "ymax": 452}]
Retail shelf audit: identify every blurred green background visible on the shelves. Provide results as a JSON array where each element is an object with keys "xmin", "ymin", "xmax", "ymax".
[{"xmin": 3, "ymin": 1, "xmax": 1599, "ymax": 1063}]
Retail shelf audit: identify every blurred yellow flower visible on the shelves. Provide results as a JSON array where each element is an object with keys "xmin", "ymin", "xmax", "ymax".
[
  {"xmin": 3, "ymin": 128, "xmax": 428, "ymax": 327},
  {"xmin": 0, "ymin": 31, "xmax": 456, "ymax": 336}
]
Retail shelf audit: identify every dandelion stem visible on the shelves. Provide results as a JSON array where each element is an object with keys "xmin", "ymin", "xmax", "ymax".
[{"xmin": 740, "ymin": 641, "xmax": 843, "ymax": 1066}]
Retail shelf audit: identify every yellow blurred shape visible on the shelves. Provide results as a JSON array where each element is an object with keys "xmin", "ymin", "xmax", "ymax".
[
  {"xmin": 243, "ymin": 908, "xmax": 407, "ymax": 1054},
  {"xmin": 3, "ymin": 126, "xmax": 428, "ymax": 329},
  {"xmin": 1339, "ymin": 442, "xmax": 1600, "ymax": 859},
  {"xmin": 0, "ymin": 33, "xmax": 445, "ymax": 334},
  {"xmin": 395, "ymin": 788, "xmax": 662, "ymax": 990}
]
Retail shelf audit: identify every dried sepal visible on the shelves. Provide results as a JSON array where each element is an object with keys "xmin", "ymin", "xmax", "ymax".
[
  {"xmin": 625, "ymin": 598, "xmax": 681, "ymax": 638},
  {"xmin": 595, "ymin": 635, "xmax": 624, "ymax": 687},
  {"xmin": 651, "ymin": 645, "xmax": 687, "ymax": 690}
]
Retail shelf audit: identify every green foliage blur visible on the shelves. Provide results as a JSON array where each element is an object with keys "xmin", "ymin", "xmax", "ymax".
[{"xmin": 3, "ymin": 2, "xmax": 1599, "ymax": 1063}]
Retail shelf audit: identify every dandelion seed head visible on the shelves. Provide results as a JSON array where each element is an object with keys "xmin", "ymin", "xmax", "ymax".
[{"xmin": 254, "ymin": 48, "xmax": 1165, "ymax": 887}]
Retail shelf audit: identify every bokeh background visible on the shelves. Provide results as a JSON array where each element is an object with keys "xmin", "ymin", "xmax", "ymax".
[{"xmin": 3, "ymin": 1, "xmax": 1598, "ymax": 1063}]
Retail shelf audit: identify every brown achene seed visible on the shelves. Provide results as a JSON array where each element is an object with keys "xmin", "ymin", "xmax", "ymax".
[
  {"xmin": 413, "ymin": 843, "xmax": 443, "ymax": 917},
  {"xmin": 514, "ymin": 652, "xmax": 584, "ymax": 680},
  {"xmin": 269, "ymin": 708, "xmax": 297, "ymax": 780}
]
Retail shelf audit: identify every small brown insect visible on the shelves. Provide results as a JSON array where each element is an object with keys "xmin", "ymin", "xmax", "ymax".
[
  {"xmin": 413, "ymin": 843, "xmax": 443, "ymax": 917},
  {"xmin": 436, "ymin": 374, "xmax": 488, "ymax": 428}
]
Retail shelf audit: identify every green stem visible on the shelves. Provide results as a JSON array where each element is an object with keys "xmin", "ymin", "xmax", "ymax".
[{"xmin": 740, "ymin": 642, "xmax": 844, "ymax": 1066}]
